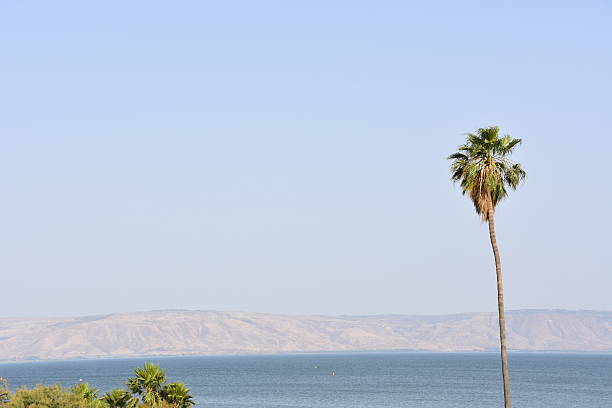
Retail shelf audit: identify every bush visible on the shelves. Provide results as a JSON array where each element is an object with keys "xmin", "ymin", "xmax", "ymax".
[
  {"xmin": 5, "ymin": 384, "xmax": 95, "ymax": 408},
  {"xmin": 0, "ymin": 377, "xmax": 9, "ymax": 403},
  {"xmin": 2, "ymin": 363, "xmax": 195, "ymax": 408}
]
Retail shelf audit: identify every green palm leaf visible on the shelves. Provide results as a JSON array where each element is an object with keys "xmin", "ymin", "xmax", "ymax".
[
  {"xmin": 103, "ymin": 389, "xmax": 133, "ymax": 408},
  {"xmin": 126, "ymin": 362, "xmax": 168, "ymax": 407},
  {"xmin": 70, "ymin": 382, "xmax": 100, "ymax": 402},
  {"xmin": 447, "ymin": 126, "xmax": 526, "ymax": 220},
  {"xmin": 161, "ymin": 382, "xmax": 195, "ymax": 408}
]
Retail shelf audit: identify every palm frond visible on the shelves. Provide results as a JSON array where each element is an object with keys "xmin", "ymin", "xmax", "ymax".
[{"xmin": 448, "ymin": 126, "xmax": 526, "ymax": 221}]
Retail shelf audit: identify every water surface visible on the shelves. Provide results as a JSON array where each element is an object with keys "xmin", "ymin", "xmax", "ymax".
[{"xmin": 1, "ymin": 352, "xmax": 611, "ymax": 407}]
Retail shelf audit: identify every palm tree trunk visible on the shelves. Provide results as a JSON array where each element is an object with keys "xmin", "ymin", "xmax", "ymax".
[{"xmin": 488, "ymin": 209, "xmax": 511, "ymax": 408}]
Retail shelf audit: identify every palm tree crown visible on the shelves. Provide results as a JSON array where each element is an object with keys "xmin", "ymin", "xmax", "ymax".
[
  {"xmin": 125, "ymin": 362, "xmax": 195, "ymax": 407},
  {"xmin": 448, "ymin": 126, "xmax": 526, "ymax": 221},
  {"xmin": 70, "ymin": 382, "xmax": 100, "ymax": 402},
  {"xmin": 162, "ymin": 382, "xmax": 195, "ymax": 408},
  {"xmin": 103, "ymin": 389, "xmax": 137, "ymax": 408},
  {"xmin": 127, "ymin": 362, "xmax": 167, "ymax": 406}
]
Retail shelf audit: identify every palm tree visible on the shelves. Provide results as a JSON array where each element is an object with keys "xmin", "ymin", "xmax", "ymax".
[
  {"xmin": 161, "ymin": 382, "xmax": 195, "ymax": 408},
  {"xmin": 127, "ymin": 362, "xmax": 168, "ymax": 407},
  {"xmin": 448, "ymin": 126, "xmax": 526, "ymax": 408},
  {"xmin": 71, "ymin": 382, "xmax": 100, "ymax": 402},
  {"xmin": 103, "ymin": 389, "xmax": 137, "ymax": 408}
]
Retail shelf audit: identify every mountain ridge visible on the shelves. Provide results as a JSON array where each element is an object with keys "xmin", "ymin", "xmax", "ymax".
[{"xmin": 1, "ymin": 309, "xmax": 611, "ymax": 361}]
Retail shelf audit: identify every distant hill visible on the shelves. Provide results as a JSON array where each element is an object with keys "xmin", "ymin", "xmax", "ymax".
[{"xmin": 0, "ymin": 309, "xmax": 611, "ymax": 361}]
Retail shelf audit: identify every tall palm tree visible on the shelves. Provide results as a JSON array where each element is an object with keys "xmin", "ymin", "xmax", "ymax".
[{"xmin": 448, "ymin": 126, "xmax": 526, "ymax": 408}]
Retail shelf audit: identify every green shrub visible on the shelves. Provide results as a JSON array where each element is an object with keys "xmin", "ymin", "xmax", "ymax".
[
  {"xmin": 0, "ymin": 377, "xmax": 9, "ymax": 403},
  {"xmin": 5, "ymin": 384, "xmax": 97, "ymax": 408},
  {"xmin": 2, "ymin": 363, "xmax": 195, "ymax": 408}
]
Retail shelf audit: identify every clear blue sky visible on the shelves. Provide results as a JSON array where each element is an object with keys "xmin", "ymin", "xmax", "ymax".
[{"xmin": 1, "ymin": 1, "xmax": 610, "ymax": 318}]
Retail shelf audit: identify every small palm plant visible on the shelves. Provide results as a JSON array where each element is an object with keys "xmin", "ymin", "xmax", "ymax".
[
  {"xmin": 103, "ymin": 389, "xmax": 138, "ymax": 408},
  {"xmin": 125, "ymin": 362, "xmax": 195, "ymax": 407},
  {"xmin": 127, "ymin": 362, "xmax": 167, "ymax": 407},
  {"xmin": 161, "ymin": 382, "xmax": 195, "ymax": 408},
  {"xmin": 70, "ymin": 382, "xmax": 100, "ymax": 402},
  {"xmin": 448, "ymin": 126, "xmax": 526, "ymax": 408}
]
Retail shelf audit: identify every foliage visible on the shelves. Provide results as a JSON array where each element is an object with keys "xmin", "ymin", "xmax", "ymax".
[
  {"xmin": 102, "ymin": 389, "xmax": 137, "ymax": 408},
  {"xmin": 71, "ymin": 383, "xmax": 101, "ymax": 402},
  {"xmin": 1, "ymin": 363, "xmax": 195, "ymax": 408},
  {"xmin": 4, "ymin": 384, "xmax": 95, "ymax": 408},
  {"xmin": 160, "ymin": 382, "xmax": 195, "ymax": 408},
  {"xmin": 0, "ymin": 377, "xmax": 9, "ymax": 404},
  {"xmin": 126, "ymin": 363, "xmax": 194, "ymax": 408},
  {"xmin": 126, "ymin": 363, "xmax": 167, "ymax": 407},
  {"xmin": 448, "ymin": 126, "xmax": 526, "ymax": 220}
]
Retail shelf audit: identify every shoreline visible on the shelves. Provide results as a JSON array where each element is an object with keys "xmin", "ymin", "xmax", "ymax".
[{"xmin": 3, "ymin": 349, "xmax": 612, "ymax": 365}]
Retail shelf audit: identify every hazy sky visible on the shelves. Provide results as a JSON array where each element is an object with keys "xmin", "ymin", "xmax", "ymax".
[{"xmin": 1, "ymin": 1, "xmax": 611, "ymax": 318}]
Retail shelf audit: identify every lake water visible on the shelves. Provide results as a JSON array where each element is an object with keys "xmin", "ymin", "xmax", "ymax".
[{"xmin": 1, "ymin": 352, "xmax": 611, "ymax": 407}]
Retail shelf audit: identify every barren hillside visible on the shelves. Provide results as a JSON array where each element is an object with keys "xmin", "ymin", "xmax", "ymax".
[{"xmin": 0, "ymin": 310, "xmax": 610, "ymax": 361}]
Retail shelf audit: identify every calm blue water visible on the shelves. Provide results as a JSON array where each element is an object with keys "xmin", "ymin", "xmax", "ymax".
[{"xmin": 1, "ymin": 352, "xmax": 611, "ymax": 407}]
